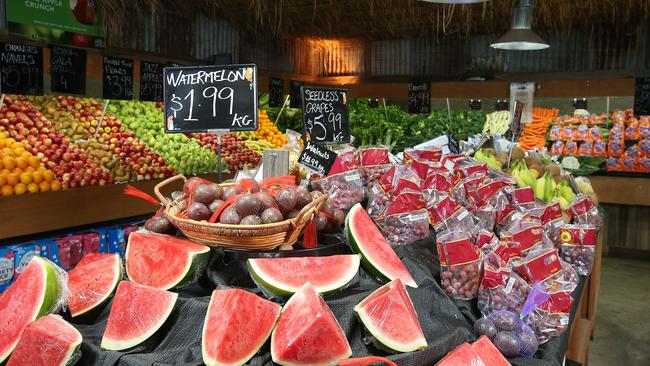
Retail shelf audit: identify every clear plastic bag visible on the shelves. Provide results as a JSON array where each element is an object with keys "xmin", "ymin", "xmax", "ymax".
[
  {"xmin": 559, "ymin": 224, "xmax": 598, "ymax": 275},
  {"xmin": 500, "ymin": 220, "xmax": 545, "ymax": 256},
  {"xmin": 478, "ymin": 253, "xmax": 530, "ymax": 316},
  {"xmin": 567, "ymin": 195, "xmax": 603, "ymax": 229},
  {"xmin": 382, "ymin": 191, "xmax": 429, "ymax": 246},
  {"xmin": 427, "ymin": 192, "xmax": 476, "ymax": 234},
  {"xmin": 321, "ymin": 170, "xmax": 365, "ymax": 211},
  {"xmin": 473, "ymin": 310, "xmax": 539, "ymax": 358},
  {"xmin": 437, "ymin": 229, "xmax": 482, "ymax": 300},
  {"xmin": 403, "ymin": 147, "xmax": 442, "ymax": 164},
  {"xmin": 359, "ymin": 146, "xmax": 391, "ymax": 188},
  {"xmin": 524, "ymin": 287, "xmax": 575, "ymax": 344},
  {"xmin": 67, "ymin": 253, "xmax": 123, "ymax": 317}
]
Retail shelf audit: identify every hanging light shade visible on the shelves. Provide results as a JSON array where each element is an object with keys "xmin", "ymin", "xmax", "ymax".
[
  {"xmin": 418, "ymin": 0, "xmax": 488, "ymax": 3},
  {"xmin": 491, "ymin": 0, "xmax": 549, "ymax": 50}
]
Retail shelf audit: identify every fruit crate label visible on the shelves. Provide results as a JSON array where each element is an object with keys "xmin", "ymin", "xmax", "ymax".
[
  {"xmin": 269, "ymin": 78, "xmax": 284, "ymax": 107},
  {"xmin": 140, "ymin": 61, "xmax": 164, "ymax": 102},
  {"xmin": 0, "ymin": 42, "xmax": 43, "ymax": 95},
  {"xmin": 298, "ymin": 140, "xmax": 338, "ymax": 176},
  {"xmin": 50, "ymin": 45, "xmax": 86, "ymax": 95},
  {"xmin": 103, "ymin": 56, "xmax": 133, "ymax": 100},
  {"xmin": 301, "ymin": 86, "xmax": 351, "ymax": 144},
  {"xmin": 163, "ymin": 64, "xmax": 258, "ymax": 133},
  {"xmin": 408, "ymin": 82, "xmax": 430, "ymax": 114}
]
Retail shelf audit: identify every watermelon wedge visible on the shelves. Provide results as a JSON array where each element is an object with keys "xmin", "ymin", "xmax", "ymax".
[
  {"xmin": 354, "ymin": 279, "xmax": 427, "ymax": 353},
  {"xmin": 68, "ymin": 253, "xmax": 122, "ymax": 317},
  {"xmin": 125, "ymin": 232, "xmax": 210, "ymax": 290},
  {"xmin": 271, "ymin": 282, "xmax": 352, "ymax": 366},
  {"xmin": 7, "ymin": 315, "xmax": 82, "ymax": 366},
  {"xmin": 471, "ymin": 336, "xmax": 510, "ymax": 366},
  {"xmin": 247, "ymin": 255, "xmax": 360, "ymax": 295},
  {"xmin": 202, "ymin": 288, "xmax": 281, "ymax": 366},
  {"xmin": 101, "ymin": 281, "xmax": 178, "ymax": 351},
  {"xmin": 0, "ymin": 256, "xmax": 63, "ymax": 363},
  {"xmin": 346, "ymin": 204, "xmax": 418, "ymax": 288}
]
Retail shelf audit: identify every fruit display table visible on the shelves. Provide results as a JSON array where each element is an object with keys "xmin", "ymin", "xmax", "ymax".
[{"xmin": 0, "ymin": 173, "xmax": 232, "ymax": 240}]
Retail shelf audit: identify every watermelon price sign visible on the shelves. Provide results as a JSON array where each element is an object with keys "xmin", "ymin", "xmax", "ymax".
[
  {"xmin": 0, "ymin": 42, "xmax": 43, "ymax": 95},
  {"xmin": 103, "ymin": 56, "xmax": 133, "ymax": 100},
  {"xmin": 298, "ymin": 140, "xmax": 338, "ymax": 175},
  {"xmin": 50, "ymin": 45, "xmax": 86, "ymax": 95},
  {"xmin": 140, "ymin": 61, "xmax": 164, "ymax": 102},
  {"xmin": 301, "ymin": 86, "xmax": 350, "ymax": 144},
  {"xmin": 163, "ymin": 64, "xmax": 258, "ymax": 133}
]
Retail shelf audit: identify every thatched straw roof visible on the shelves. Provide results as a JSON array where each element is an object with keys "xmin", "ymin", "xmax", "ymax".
[{"xmin": 100, "ymin": 0, "xmax": 650, "ymax": 41}]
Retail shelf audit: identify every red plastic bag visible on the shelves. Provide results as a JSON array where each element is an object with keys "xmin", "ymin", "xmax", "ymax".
[
  {"xmin": 382, "ymin": 190, "xmax": 429, "ymax": 246},
  {"xmin": 437, "ymin": 229, "xmax": 482, "ymax": 300}
]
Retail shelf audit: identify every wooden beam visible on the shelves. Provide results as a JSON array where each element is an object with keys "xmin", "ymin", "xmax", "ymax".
[{"xmin": 589, "ymin": 176, "xmax": 650, "ymax": 206}]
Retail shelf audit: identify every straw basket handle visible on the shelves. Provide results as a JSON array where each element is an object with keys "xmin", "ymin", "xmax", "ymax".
[
  {"xmin": 293, "ymin": 193, "xmax": 329, "ymax": 228},
  {"xmin": 154, "ymin": 175, "xmax": 187, "ymax": 205}
]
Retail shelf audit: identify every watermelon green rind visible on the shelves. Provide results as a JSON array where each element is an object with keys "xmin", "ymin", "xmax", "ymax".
[
  {"xmin": 125, "ymin": 233, "xmax": 210, "ymax": 290},
  {"xmin": 346, "ymin": 204, "xmax": 418, "ymax": 288},
  {"xmin": 0, "ymin": 257, "xmax": 62, "ymax": 364},
  {"xmin": 43, "ymin": 316, "xmax": 83, "ymax": 366},
  {"xmin": 69, "ymin": 254, "xmax": 122, "ymax": 317},
  {"xmin": 354, "ymin": 305, "xmax": 427, "ymax": 353},
  {"xmin": 246, "ymin": 255, "xmax": 360, "ymax": 296}
]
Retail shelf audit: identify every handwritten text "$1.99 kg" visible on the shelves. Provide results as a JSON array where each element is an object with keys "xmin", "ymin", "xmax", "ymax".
[{"xmin": 169, "ymin": 86, "xmax": 253, "ymax": 128}]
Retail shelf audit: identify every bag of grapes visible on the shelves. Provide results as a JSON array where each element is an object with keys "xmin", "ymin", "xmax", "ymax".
[
  {"xmin": 437, "ymin": 229, "xmax": 482, "ymax": 300},
  {"xmin": 567, "ymin": 194, "xmax": 602, "ymax": 229},
  {"xmin": 426, "ymin": 192, "xmax": 475, "ymax": 234},
  {"xmin": 359, "ymin": 146, "xmax": 391, "ymax": 188},
  {"xmin": 478, "ymin": 253, "xmax": 530, "ymax": 316},
  {"xmin": 403, "ymin": 147, "xmax": 442, "ymax": 164},
  {"xmin": 559, "ymin": 224, "xmax": 598, "ymax": 275},
  {"xmin": 366, "ymin": 166, "xmax": 397, "ymax": 222},
  {"xmin": 382, "ymin": 190, "xmax": 429, "ymax": 246},
  {"xmin": 320, "ymin": 146, "xmax": 364, "ymax": 211}
]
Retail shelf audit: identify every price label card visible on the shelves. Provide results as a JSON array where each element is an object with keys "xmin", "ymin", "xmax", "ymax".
[
  {"xmin": 511, "ymin": 100, "xmax": 524, "ymax": 135},
  {"xmin": 469, "ymin": 99, "xmax": 482, "ymax": 110},
  {"xmin": 103, "ymin": 56, "xmax": 133, "ymax": 100},
  {"xmin": 269, "ymin": 78, "xmax": 284, "ymax": 107},
  {"xmin": 301, "ymin": 86, "xmax": 350, "ymax": 144},
  {"xmin": 298, "ymin": 140, "xmax": 338, "ymax": 175},
  {"xmin": 408, "ymin": 82, "xmax": 430, "ymax": 114},
  {"xmin": 50, "ymin": 45, "xmax": 85, "ymax": 95},
  {"xmin": 634, "ymin": 77, "xmax": 650, "ymax": 116},
  {"xmin": 290, "ymin": 80, "xmax": 303, "ymax": 108},
  {"xmin": 140, "ymin": 61, "xmax": 164, "ymax": 102},
  {"xmin": 495, "ymin": 99, "xmax": 509, "ymax": 111},
  {"xmin": 163, "ymin": 64, "xmax": 258, "ymax": 133},
  {"xmin": 0, "ymin": 42, "xmax": 43, "ymax": 95}
]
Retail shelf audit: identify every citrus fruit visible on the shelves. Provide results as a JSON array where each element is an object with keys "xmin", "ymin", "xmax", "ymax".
[
  {"xmin": 14, "ymin": 183, "xmax": 27, "ymax": 195},
  {"xmin": 39, "ymin": 181, "xmax": 51, "ymax": 192},
  {"xmin": 6, "ymin": 173, "xmax": 19, "ymax": 186},
  {"xmin": 43, "ymin": 170, "xmax": 55, "ymax": 183},
  {"xmin": 32, "ymin": 171, "xmax": 44, "ymax": 184},
  {"xmin": 0, "ymin": 174, "xmax": 5, "ymax": 187},
  {"xmin": 2, "ymin": 156, "xmax": 16, "ymax": 170},
  {"xmin": 1, "ymin": 185, "xmax": 14, "ymax": 196},
  {"xmin": 20, "ymin": 172, "xmax": 33, "ymax": 185},
  {"xmin": 27, "ymin": 182, "xmax": 39, "ymax": 193},
  {"xmin": 50, "ymin": 180, "xmax": 61, "ymax": 191}
]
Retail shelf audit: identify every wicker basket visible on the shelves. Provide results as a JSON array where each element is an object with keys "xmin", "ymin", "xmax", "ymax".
[{"xmin": 154, "ymin": 175, "xmax": 327, "ymax": 250}]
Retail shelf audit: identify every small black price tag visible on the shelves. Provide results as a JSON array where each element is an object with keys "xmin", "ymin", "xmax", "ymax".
[
  {"xmin": 469, "ymin": 99, "xmax": 482, "ymax": 110},
  {"xmin": 301, "ymin": 86, "xmax": 350, "ymax": 144},
  {"xmin": 495, "ymin": 100, "xmax": 509, "ymax": 111},
  {"xmin": 634, "ymin": 77, "xmax": 650, "ymax": 116},
  {"xmin": 103, "ymin": 56, "xmax": 133, "ymax": 100},
  {"xmin": 140, "ymin": 61, "xmax": 164, "ymax": 102},
  {"xmin": 290, "ymin": 80, "xmax": 303, "ymax": 108},
  {"xmin": 269, "ymin": 78, "xmax": 284, "ymax": 107},
  {"xmin": 0, "ymin": 42, "xmax": 43, "ymax": 95},
  {"xmin": 511, "ymin": 100, "xmax": 524, "ymax": 135},
  {"xmin": 50, "ymin": 45, "xmax": 86, "ymax": 95},
  {"xmin": 573, "ymin": 98, "xmax": 588, "ymax": 110},
  {"xmin": 408, "ymin": 82, "xmax": 431, "ymax": 113},
  {"xmin": 298, "ymin": 140, "xmax": 338, "ymax": 175}
]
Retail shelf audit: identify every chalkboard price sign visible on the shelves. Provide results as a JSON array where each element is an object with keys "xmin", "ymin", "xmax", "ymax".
[
  {"xmin": 163, "ymin": 64, "xmax": 258, "ymax": 133},
  {"xmin": 469, "ymin": 99, "xmax": 482, "ymax": 110},
  {"xmin": 298, "ymin": 140, "xmax": 338, "ymax": 176},
  {"xmin": 140, "ymin": 61, "xmax": 164, "ymax": 102},
  {"xmin": 634, "ymin": 77, "xmax": 650, "ymax": 116},
  {"xmin": 301, "ymin": 86, "xmax": 350, "ymax": 144},
  {"xmin": 103, "ymin": 56, "xmax": 133, "ymax": 100},
  {"xmin": 290, "ymin": 80, "xmax": 303, "ymax": 108},
  {"xmin": 0, "ymin": 42, "xmax": 43, "ymax": 95},
  {"xmin": 269, "ymin": 78, "xmax": 284, "ymax": 107},
  {"xmin": 408, "ymin": 82, "xmax": 430, "ymax": 114},
  {"xmin": 50, "ymin": 45, "xmax": 86, "ymax": 95}
]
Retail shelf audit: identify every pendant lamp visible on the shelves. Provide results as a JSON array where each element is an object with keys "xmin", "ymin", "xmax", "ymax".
[{"xmin": 491, "ymin": 0, "xmax": 549, "ymax": 50}]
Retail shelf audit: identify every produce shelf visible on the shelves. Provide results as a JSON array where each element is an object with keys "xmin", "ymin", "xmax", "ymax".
[
  {"xmin": 0, "ymin": 173, "xmax": 231, "ymax": 240},
  {"xmin": 589, "ymin": 175, "xmax": 650, "ymax": 206}
]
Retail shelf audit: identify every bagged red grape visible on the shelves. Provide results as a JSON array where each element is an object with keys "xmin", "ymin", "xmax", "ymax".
[
  {"xmin": 511, "ymin": 187, "xmax": 536, "ymax": 210},
  {"xmin": 499, "ymin": 220, "xmax": 545, "ymax": 257},
  {"xmin": 567, "ymin": 195, "xmax": 603, "ymax": 229},
  {"xmin": 382, "ymin": 190, "xmax": 429, "ymax": 246},
  {"xmin": 359, "ymin": 146, "xmax": 391, "ymax": 188},
  {"xmin": 478, "ymin": 253, "xmax": 530, "ymax": 316},
  {"xmin": 403, "ymin": 147, "xmax": 442, "ymax": 164},
  {"xmin": 437, "ymin": 229, "xmax": 482, "ymax": 300},
  {"xmin": 474, "ymin": 310, "xmax": 539, "ymax": 358},
  {"xmin": 366, "ymin": 166, "xmax": 396, "ymax": 221},
  {"xmin": 319, "ymin": 147, "xmax": 364, "ymax": 210},
  {"xmin": 559, "ymin": 224, "xmax": 598, "ymax": 275},
  {"xmin": 426, "ymin": 192, "xmax": 476, "ymax": 234},
  {"xmin": 474, "ymin": 228, "xmax": 500, "ymax": 255},
  {"xmin": 524, "ymin": 288, "xmax": 574, "ymax": 344}
]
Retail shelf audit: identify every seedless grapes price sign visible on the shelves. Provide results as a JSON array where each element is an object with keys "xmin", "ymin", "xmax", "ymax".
[
  {"xmin": 301, "ymin": 86, "xmax": 350, "ymax": 144},
  {"xmin": 163, "ymin": 64, "xmax": 258, "ymax": 133}
]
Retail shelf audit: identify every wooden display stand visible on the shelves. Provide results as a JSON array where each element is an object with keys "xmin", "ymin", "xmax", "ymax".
[{"xmin": 566, "ymin": 228, "xmax": 605, "ymax": 365}]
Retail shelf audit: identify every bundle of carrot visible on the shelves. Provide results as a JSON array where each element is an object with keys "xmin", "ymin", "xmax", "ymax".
[{"xmin": 518, "ymin": 107, "xmax": 560, "ymax": 151}]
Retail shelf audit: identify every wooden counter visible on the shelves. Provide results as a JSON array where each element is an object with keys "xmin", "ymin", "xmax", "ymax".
[
  {"xmin": 589, "ymin": 175, "xmax": 650, "ymax": 206},
  {"xmin": 0, "ymin": 173, "xmax": 230, "ymax": 240}
]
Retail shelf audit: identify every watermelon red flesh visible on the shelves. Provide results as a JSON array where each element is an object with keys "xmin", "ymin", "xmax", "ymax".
[
  {"xmin": 471, "ymin": 336, "xmax": 509, "ymax": 366},
  {"xmin": 202, "ymin": 288, "xmax": 281, "ymax": 366},
  {"xmin": 68, "ymin": 253, "xmax": 122, "ymax": 317},
  {"xmin": 101, "ymin": 281, "xmax": 178, "ymax": 351},
  {"xmin": 354, "ymin": 279, "xmax": 427, "ymax": 353},
  {"xmin": 435, "ymin": 343, "xmax": 481, "ymax": 366},
  {"xmin": 0, "ymin": 257, "xmax": 61, "ymax": 363},
  {"xmin": 248, "ymin": 255, "xmax": 360, "ymax": 295},
  {"xmin": 346, "ymin": 204, "xmax": 418, "ymax": 288},
  {"xmin": 125, "ymin": 232, "xmax": 210, "ymax": 290},
  {"xmin": 7, "ymin": 315, "xmax": 82, "ymax": 366},
  {"xmin": 271, "ymin": 282, "xmax": 352, "ymax": 366}
]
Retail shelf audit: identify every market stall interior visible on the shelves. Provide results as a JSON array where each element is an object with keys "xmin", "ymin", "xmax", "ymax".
[{"xmin": 1, "ymin": 0, "xmax": 649, "ymax": 365}]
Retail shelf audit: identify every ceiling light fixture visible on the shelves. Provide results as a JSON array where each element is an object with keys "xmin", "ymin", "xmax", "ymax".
[{"xmin": 490, "ymin": 0, "xmax": 549, "ymax": 50}]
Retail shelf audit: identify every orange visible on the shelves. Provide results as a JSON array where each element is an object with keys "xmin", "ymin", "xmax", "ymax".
[
  {"xmin": 32, "ymin": 171, "xmax": 44, "ymax": 184},
  {"xmin": 2, "ymin": 156, "xmax": 16, "ymax": 170},
  {"xmin": 1, "ymin": 169, "xmax": 10, "ymax": 175},
  {"xmin": 27, "ymin": 182, "xmax": 39, "ymax": 193},
  {"xmin": 0, "ymin": 160, "xmax": 3, "ymax": 170},
  {"xmin": 0, "ymin": 175, "xmax": 5, "ymax": 187},
  {"xmin": 6, "ymin": 173, "xmax": 19, "ymax": 186},
  {"xmin": 39, "ymin": 181, "xmax": 50, "ymax": 192},
  {"xmin": 43, "ymin": 170, "xmax": 55, "ymax": 183},
  {"xmin": 19, "ymin": 172, "xmax": 33, "ymax": 185},
  {"xmin": 50, "ymin": 180, "xmax": 61, "ymax": 191},
  {"xmin": 12, "ymin": 167, "xmax": 22, "ymax": 175},
  {"xmin": 28, "ymin": 156, "xmax": 40, "ymax": 169},
  {"xmin": 13, "ymin": 148, "xmax": 26, "ymax": 157},
  {"xmin": 1, "ymin": 185, "xmax": 14, "ymax": 196},
  {"xmin": 15, "ymin": 157, "xmax": 27, "ymax": 169},
  {"xmin": 25, "ymin": 166, "xmax": 34, "ymax": 173},
  {"xmin": 14, "ymin": 183, "xmax": 26, "ymax": 195}
]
